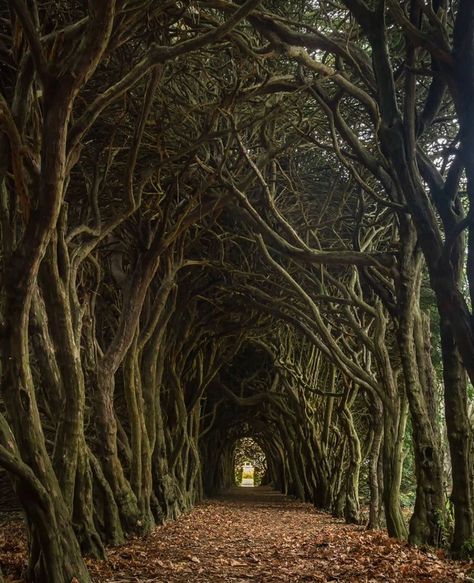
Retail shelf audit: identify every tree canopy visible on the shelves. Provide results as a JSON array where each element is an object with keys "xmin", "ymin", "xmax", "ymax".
[{"xmin": 1, "ymin": 1, "xmax": 474, "ymax": 581}]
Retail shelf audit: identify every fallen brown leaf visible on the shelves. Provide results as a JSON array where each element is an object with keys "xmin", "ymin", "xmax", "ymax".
[{"xmin": 0, "ymin": 487, "xmax": 471, "ymax": 583}]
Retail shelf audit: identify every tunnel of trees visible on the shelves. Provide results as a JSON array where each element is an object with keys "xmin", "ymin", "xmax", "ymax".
[{"xmin": 0, "ymin": 0, "xmax": 474, "ymax": 581}]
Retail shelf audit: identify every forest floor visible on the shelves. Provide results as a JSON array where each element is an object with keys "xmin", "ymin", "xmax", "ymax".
[{"xmin": 1, "ymin": 486, "xmax": 473, "ymax": 582}]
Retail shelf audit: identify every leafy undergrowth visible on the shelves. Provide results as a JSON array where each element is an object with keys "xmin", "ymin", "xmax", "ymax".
[{"xmin": 0, "ymin": 488, "xmax": 472, "ymax": 582}]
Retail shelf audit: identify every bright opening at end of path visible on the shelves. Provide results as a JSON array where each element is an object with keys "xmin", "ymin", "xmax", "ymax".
[
  {"xmin": 234, "ymin": 437, "xmax": 266, "ymax": 487},
  {"xmin": 241, "ymin": 462, "xmax": 255, "ymax": 487}
]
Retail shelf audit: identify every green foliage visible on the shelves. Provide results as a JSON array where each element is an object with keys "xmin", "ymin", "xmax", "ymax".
[
  {"xmin": 235, "ymin": 467, "xmax": 243, "ymax": 486},
  {"xmin": 400, "ymin": 420, "xmax": 416, "ymax": 509},
  {"xmin": 460, "ymin": 538, "xmax": 474, "ymax": 559},
  {"xmin": 433, "ymin": 500, "xmax": 454, "ymax": 548}
]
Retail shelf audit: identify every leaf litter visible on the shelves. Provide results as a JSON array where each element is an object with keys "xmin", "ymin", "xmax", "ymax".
[{"xmin": 0, "ymin": 487, "xmax": 472, "ymax": 582}]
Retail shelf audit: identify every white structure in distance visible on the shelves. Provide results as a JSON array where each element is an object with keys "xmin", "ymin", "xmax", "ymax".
[{"xmin": 241, "ymin": 461, "xmax": 255, "ymax": 487}]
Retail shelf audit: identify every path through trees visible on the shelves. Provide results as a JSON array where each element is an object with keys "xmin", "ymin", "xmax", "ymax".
[
  {"xmin": 0, "ymin": 487, "xmax": 470, "ymax": 582},
  {"xmin": 1, "ymin": 1, "xmax": 474, "ymax": 581}
]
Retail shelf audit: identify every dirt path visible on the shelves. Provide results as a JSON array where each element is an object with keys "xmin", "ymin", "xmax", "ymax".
[{"xmin": 83, "ymin": 487, "xmax": 470, "ymax": 582}]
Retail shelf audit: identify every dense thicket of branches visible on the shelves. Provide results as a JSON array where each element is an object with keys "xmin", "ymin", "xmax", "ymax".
[{"xmin": 1, "ymin": 1, "xmax": 474, "ymax": 581}]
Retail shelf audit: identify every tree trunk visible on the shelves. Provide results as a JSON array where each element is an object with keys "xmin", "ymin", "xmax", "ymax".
[
  {"xmin": 395, "ymin": 222, "xmax": 445, "ymax": 546},
  {"xmin": 439, "ymin": 312, "xmax": 474, "ymax": 554},
  {"xmin": 382, "ymin": 399, "xmax": 408, "ymax": 540},
  {"xmin": 94, "ymin": 369, "xmax": 143, "ymax": 536},
  {"xmin": 367, "ymin": 395, "xmax": 383, "ymax": 530}
]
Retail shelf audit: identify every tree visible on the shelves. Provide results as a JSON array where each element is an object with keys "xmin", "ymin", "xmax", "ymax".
[{"xmin": 1, "ymin": 1, "xmax": 473, "ymax": 580}]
